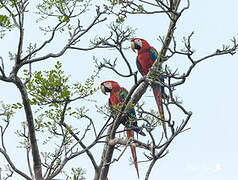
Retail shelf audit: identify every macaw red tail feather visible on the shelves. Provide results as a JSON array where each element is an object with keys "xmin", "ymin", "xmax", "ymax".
[
  {"xmin": 127, "ymin": 130, "xmax": 140, "ymax": 178},
  {"xmin": 152, "ymin": 88, "xmax": 168, "ymax": 140}
]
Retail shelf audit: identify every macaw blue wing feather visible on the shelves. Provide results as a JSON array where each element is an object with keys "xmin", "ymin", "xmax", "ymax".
[
  {"xmin": 149, "ymin": 47, "xmax": 165, "ymax": 94},
  {"xmin": 120, "ymin": 88, "xmax": 139, "ymax": 136},
  {"xmin": 120, "ymin": 88, "xmax": 136, "ymax": 117},
  {"xmin": 149, "ymin": 47, "xmax": 158, "ymax": 62},
  {"xmin": 149, "ymin": 48, "xmax": 168, "ymax": 139},
  {"xmin": 136, "ymin": 58, "xmax": 143, "ymax": 75},
  {"xmin": 120, "ymin": 88, "xmax": 127, "ymax": 100}
]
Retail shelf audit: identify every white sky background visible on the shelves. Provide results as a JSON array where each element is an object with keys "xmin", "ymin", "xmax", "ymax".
[{"xmin": 1, "ymin": 0, "xmax": 238, "ymax": 180}]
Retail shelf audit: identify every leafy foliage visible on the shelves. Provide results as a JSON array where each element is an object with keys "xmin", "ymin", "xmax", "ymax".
[
  {"xmin": 24, "ymin": 61, "xmax": 71, "ymax": 106},
  {"xmin": 63, "ymin": 167, "xmax": 86, "ymax": 180},
  {"xmin": 23, "ymin": 61, "xmax": 98, "ymax": 137},
  {"xmin": 0, "ymin": 1, "xmax": 18, "ymax": 38},
  {"xmin": 109, "ymin": 0, "xmax": 123, "ymax": 6},
  {"xmin": 36, "ymin": 0, "xmax": 90, "ymax": 22},
  {"xmin": 0, "ymin": 101, "xmax": 15, "ymax": 119},
  {"xmin": 0, "ymin": 15, "xmax": 10, "ymax": 27},
  {"xmin": 0, "ymin": 14, "xmax": 13, "ymax": 38}
]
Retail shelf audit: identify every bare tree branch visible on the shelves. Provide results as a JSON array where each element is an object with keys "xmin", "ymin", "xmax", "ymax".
[
  {"xmin": 21, "ymin": 22, "xmax": 63, "ymax": 62},
  {"xmin": 0, "ymin": 148, "xmax": 31, "ymax": 180},
  {"xmin": 21, "ymin": 7, "xmax": 106, "ymax": 66}
]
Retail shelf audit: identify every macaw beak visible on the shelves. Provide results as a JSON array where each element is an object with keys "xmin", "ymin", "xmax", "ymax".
[
  {"xmin": 130, "ymin": 41, "xmax": 135, "ymax": 52},
  {"xmin": 100, "ymin": 85, "xmax": 107, "ymax": 95}
]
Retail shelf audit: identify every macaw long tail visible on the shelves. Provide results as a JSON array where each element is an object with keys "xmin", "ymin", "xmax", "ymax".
[
  {"xmin": 152, "ymin": 87, "xmax": 168, "ymax": 140},
  {"xmin": 127, "ymin": 130, "xmax": 140, "ymax": 178}
]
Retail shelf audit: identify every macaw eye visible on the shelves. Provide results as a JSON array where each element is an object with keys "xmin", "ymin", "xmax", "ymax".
[
  {"xmin": 135, "ymin": 39, "xmax": 142, "ymax": 47},
  {"xmin": 103, "ymin": 82, "xmax": 112, "ymax": 89}
]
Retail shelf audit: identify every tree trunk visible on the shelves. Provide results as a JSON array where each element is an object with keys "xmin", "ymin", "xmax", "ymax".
[{"xmin": 15, "ymin": 76, "xmax": 43, "ymax": 180}]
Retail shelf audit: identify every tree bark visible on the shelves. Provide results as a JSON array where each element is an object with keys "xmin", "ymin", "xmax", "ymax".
[{"xmin": 14, "ymin": 76, "xmax": 43, "ymax": 180}]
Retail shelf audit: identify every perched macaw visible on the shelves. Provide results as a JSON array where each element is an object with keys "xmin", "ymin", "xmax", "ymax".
[
  {"xmin": 100, "ymin": 80, "xmax": 145, "ymax": 178},
  {"xmin": 130, "ymin": 38, "xmax": 168, "ymax": 139}
]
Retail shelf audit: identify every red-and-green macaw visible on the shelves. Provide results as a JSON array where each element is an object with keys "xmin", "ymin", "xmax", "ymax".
[
  {"xmin": 100, "ymin": 80, "xmax": 145, "ymax": 178},
  {"xmin": 130, "ymin": 38, "xmax": 168, "ymax": 139}
]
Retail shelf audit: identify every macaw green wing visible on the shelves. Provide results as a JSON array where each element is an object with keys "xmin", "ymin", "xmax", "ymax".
[
  {"xmin": 119, "ymin": 88, "xmax": 128, "ymax": 100},
  {"xmin": 120, "ymin": 88, "xmax": 136, "ymax": 117}
]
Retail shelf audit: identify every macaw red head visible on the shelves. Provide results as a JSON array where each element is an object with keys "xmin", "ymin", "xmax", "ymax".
[
  {"xmin": 130, "ymin": 38, "xmax": 150, "ymax": 52},
  {"xmin": 100, "ymin": 80, "xmax": 120, "ymax": 95}
]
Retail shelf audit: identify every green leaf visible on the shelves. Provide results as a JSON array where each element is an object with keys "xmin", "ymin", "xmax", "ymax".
[
  {"xmin": 110, "ymin": 0, "xmax": 123, "ymax": 5},
  {"xmin": 11, "ymin": 103, "xmax": 23, "ymax": 109},
  {"xmin": 0, "ymin": 15, "xmax": 10, "ymax": 27}
]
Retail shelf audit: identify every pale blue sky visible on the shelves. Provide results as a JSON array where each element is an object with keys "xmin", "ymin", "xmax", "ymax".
[{"xmin": 1, "ymin": 0, "xmax": 238, "ymax": 180}]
